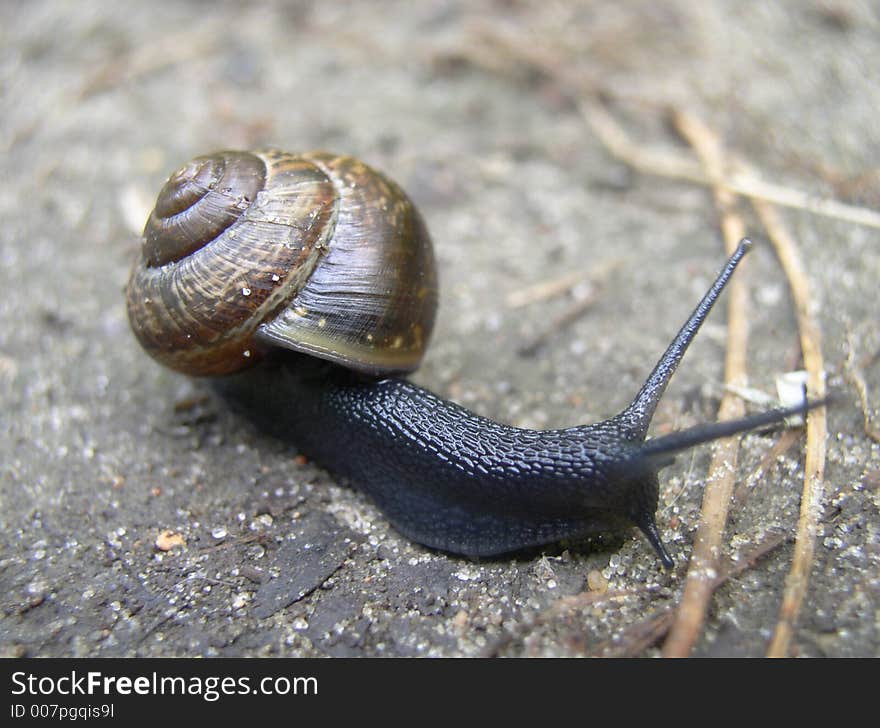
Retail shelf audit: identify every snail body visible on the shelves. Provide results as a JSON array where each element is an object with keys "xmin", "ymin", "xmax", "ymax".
[
  {"xmin": 215, "ymin": 353, "xmax": 655, "ymax": 559},
  {"xmin": 127, "ymin": 149, "xmax": 814, "ymax": 568}
]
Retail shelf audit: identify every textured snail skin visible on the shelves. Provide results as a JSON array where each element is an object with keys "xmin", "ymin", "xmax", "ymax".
[
  {"xmin": 216, "ymin": 344, "xmax": 816, "ymax": 567},
  {"xmin": 215, "ymin": 354, "xmax": 653, "ymax": 558},
  {"xmin": 127, "ymin": 151, "xmax": 816, "ymax": 568}
]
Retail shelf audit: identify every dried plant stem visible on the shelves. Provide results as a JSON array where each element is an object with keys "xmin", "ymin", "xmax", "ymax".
[
  {"xmin": 505, "ymin": 269, "xmax": 597, "ymax": 309},
  {"xmin": 506, "ymin": 258, "xmax": 623, "ymax": 308},
  {"xmin": 591, "ymin": 532, "xmax": 788, "ymax": 657},
  {"xmin": 7, "ymin": 26, "xmax": 220, "ymax": 154},
  {"xmin": 516, "ymin": 288, "xmax": 602, "ymax": 357},
  {"xmin": 661, "ymin": 110, "xmax": 750, "ymax": 657},
  {"xmin": 443, "ymin": 33, "xmax": 880, "ymax": 231},
  {"xmin": 511, "ymin": 259, "xmax": 623, "ymax": 356},
  {"xmin": 732, "ymin": 429, "xmax": 802, "ymax": 507},
  {"xmin": 578, "ymin": 100, "xmax": 880, "ymax": 230},
  {"xmin": 749, "ymin": 200, "xmax": 828, "ymax": 657},
  {"xmin": 596, "ymin": 611, "xmax": 676, "ymax": 658}
]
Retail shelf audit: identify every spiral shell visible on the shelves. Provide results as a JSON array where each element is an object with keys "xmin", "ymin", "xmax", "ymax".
[{"xmin": 126, "ymin": 149, "xmax": 438, "ymax": 376}]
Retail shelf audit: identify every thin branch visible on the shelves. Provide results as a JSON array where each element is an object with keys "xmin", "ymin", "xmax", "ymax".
[
  {"xmin": 506, "ymin": 258, "xmax": 623, "ymax": 308},
  {"xmin": 510, "ymin": 259, "xmax": 623, "ymax": 356},
  {"xmin": 592, "ymin": 610, "xmax": 676, "ymax": 658},
  {"xmin": 732, "ymin": 429, "xmax": 802, "ymax": 507},
  {"xmin": 661, "ymin": 110, "xmax": 750, "ymax": 658},
  {"xmin": 579, "ymin": 99, "xmax": 708, "ymax": 182},
  {"xmin": 485, "ymin": 529, "xmax": 788, "ymax": 657},
  {"xmin": 516, "ymin": 288, "xmax": 602, "ymax": 357},
  {"xmin": 443, "ymin": 32, "xmax": 880, "ymax": 231},
  {"xmin": 446, "ymin": 29, "xmax": 880, "ymax": 230},
  {"xmin": 480, "ymin": 588, "xmax": 645, "ymax": 657},
  {"xmin": 589, "ymin": 532, "xmax": 789, "ymax": 657},
  {"xmin": 749, "ymin": 199, "xmax": 828, "ymax": 657},
  {"xmin": 578, "ymin": 99, "xmax": 880, "ymax": 230},
  {"xmin": 506, "ymin": 269, "xmax": 596, "ymax": 309}
]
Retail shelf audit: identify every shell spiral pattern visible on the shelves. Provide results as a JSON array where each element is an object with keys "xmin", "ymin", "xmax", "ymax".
[{"xmin": 126, "ymin": 150, "xmax": 438, "ymax": 376}]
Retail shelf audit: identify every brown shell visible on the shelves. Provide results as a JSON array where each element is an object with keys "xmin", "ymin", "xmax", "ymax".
[{"xmin": 126, "ymin": 149, "xmax": 438, "ymax": 376}]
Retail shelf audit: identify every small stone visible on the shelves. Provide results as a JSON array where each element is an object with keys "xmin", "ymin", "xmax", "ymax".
[
  {"xmin": 240, "ymin": 565, "xmax": 267, "ymax": 584},
  {"xmin": 587, "ymin": 569, "xmax": 609, "ymax": 593},
  {"xmin": 155, "ymin": 530, "xmax": 186, "ymax": 551},
  {"xmin": 452, "ymin": 610, "xmax": 469, "ymax": 634}
]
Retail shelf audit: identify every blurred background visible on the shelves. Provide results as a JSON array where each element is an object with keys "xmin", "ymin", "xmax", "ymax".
[{"xmin": 1, "ymin": 1, "xmax": 877, "ymax": 657}]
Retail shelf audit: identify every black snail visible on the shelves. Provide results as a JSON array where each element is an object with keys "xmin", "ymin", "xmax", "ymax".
[{"xmin": 126, "ymin": 149, "xmax": 820, "ymax": 569}]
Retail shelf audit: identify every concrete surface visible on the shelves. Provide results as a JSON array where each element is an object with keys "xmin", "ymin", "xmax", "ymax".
[{"xmin": 1, "ymin": 0, "xmax": 877, "ymax": 657}]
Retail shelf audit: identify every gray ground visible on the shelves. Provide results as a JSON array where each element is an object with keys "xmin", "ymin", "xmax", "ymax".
[{"xmin": 1, "ymin": 1, "xmax": 877, "ymax": 658}]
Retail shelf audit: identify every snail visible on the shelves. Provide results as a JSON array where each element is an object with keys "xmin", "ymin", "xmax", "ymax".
[{"xmin": 126, "ymin": 149, "xmax": 820, "ymax": 569}]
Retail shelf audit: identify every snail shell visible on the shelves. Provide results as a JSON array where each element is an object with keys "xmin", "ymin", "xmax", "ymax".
[{"xmin": 126, "ymin": 149, "xmax": 438, "ymax": 376}]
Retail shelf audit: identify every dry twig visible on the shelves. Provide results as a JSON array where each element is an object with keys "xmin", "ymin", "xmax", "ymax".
[
  {"xmin": 588, "ymin": 532, "xmax": 789, "ymax": 657},
  {"xmin": 510, "ymin": 259, "xmax": 623, "ymax": 356},
  {"xmin": 543, "ymin": 588, "xmax": 643, "ymax": 618},
  {"xmin": 731, "ymin": 429, "xmax": 802, "ymax": 507},
  {"xmin": 578, "ymin": 99, "xmax": 880, "ymax": 230},
  {"xmin": 661, "ymin": 110, "xmax": 750, "ymax": 658},
  {"xmin": 591, "ymin": 610, "xmax": 676, "ymax": 658},
  {"xmin": 449, "ymin": 30, "xmax": 880, "ymax": 230},
  {"xmin": 516, "ymin": 288, "xmax": 602, "ymax": 357},
  {"xmin": 749, "ymin": 200, "xmax": 828, "ymax": 657},
  {"xmin": 506, "ymin": 258, "xmax": 623, "ymax": 308}
]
